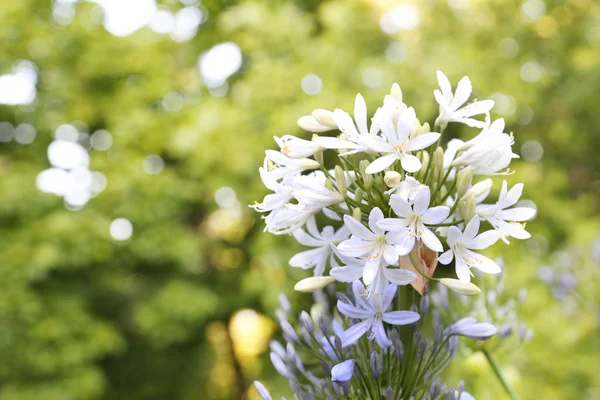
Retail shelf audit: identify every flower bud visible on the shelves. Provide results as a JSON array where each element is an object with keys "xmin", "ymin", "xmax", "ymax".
[
  {"xmin": 334, "ymin": 165, "xmax": 347, "ymax": 197},
  {"xmin": 458, "ymin": 193, "xmax": 476, "ymax": 222},
  {"xmin": 432, "ymin": 147, "xmax": 444, "ymax": 171},
  {"xmin": 456, "ymin": 167, "xmax": 473, "ymax": 198},
  {"xmin": 370, "ymin": 351, "xmax": 381, "ymax": 380},
  {"xmin": 325, "ymin": 178, "xmax": 334, "ymax": 191},
  {"xmin": 254, "ymin": 381, "xmax": 273, "ymax": 400},
  {"xmin": 312, "ymin": 109, "xmax": 337, "ymax": 129},
  {"xmin": 419, "ymin": 294, "xmax": 429, "ymax": 317},
  {"xmin": 278, "ymin": 293, "xmax": 291, "ymax": 314},
  {"xmin": 331, "ymin": 359, "xmax": 355, "ymax": 385},
  {"xmin": 352, "ymin": 207, "xmax": 362, "ymax": 221},
  {"xmin": 384, "ymin": 171, "xmax": 402, "ymax": 188},
  {"xmin": 390, "ymin": 83, "xmax": 403, "ymax": 102},
  {"xmin": 297, "ymin": 115, "xmax": 332, "ymax": 132},
  {"xmin": 318, "ymin": 313, "xmax": 329, "ymax": 336},
  {"xmin": 299, "ymin": 311, "xmax": 314, "ymax": 335},
  {"xmin": 359, "ymin": 160, "xmax": 373, "ymax": 187},
  {"xmin": 439, "ymin": 278, "xmax": 481, "ymax": 296},
  {"xmin": 422, "ymin": 122, "xmax": 431, "ymax": 133},
  {"xmin": 417, "ymin": 151, "xmax": 430, "ymax": 181},
  {"xmin": 294, "ymin": 276, "xmax": 335, "ymax": 292},
  {"xmin": 353, "ymin": 187, "xmax": 364, "ymax": 203}
]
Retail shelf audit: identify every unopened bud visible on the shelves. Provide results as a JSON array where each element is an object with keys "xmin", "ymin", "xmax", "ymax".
[
  {"xmin": 312, "ymin": 109, "xmax": 337, "ymax": 129},
  {"xmin": 334, "ymin": 165, "xmax": 347, "ymax": 197},
  {"xmin": 419, "ymin": 294, "xmax": 429, "ymax": 317},
  {"xmin": 467, "ymin": 178, "xmax": 493, "ymax": 203},
  {"xmin": 417, "ymin": 151, "xmax": 430, "ymax": 181},
  {"xmin": 456, "ymin": 167, "xmax": 473, "ymax": 199},
  {"xmin": 294, "ymin": 276, "xmax": 335, "ymax": 292},
  {"xmin": 359, "ymin": 160, "xmax": 373, "ymax": 187},
  {"xmin": 422, "ymin": 122, "xmax": 431, "ymax": 133},
  {"xmin": 370, "ymin": 351, "xmax": 382, "ymax": 380},
  {"xmin": 325, "ymin": 178, "xmax": 334, "ymax": 191},
  {"xmin": 299, "ymin": 311, "xmax": 314, "ymax": 335},
  {"xmin": 297, "ymin": 115, "xmax": 331, "ymax": 132},
  {"xmin": 353, "ymin": 187, "xmax": 364, "ymax": 203},
  {"xmin": 318, "ymin": 313, "xmax": 330, "ymax": 336},
  {"xmin": 439, "ymin": 278, "xmax": 481, "ymax": 296},
  {"xmin": 432, "ymin": 147, "xmax": 444, "ymax": 171},
  {"xmin": 390, "ymin": 83, "xmax": 403, "ymax": 102},
  {"xmin": 352, "ymin": 207, "xmax": 362, "ymax": 221},
  {"xmin": 384, "ymin": 171, "xmax": 402, "ymax": 188},
  {"xmin": 458, "ymin": 194, "xmax": 476, "ymax": 222}
]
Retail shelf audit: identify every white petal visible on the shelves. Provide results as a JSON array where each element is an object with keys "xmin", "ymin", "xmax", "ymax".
[
  {"xmin": 330, "ymin": 266, "xmax": 363, "ymax": 282},
  {"xmin": 354, "ymin": 94, "xmax": 368, "ymax": 135},
  {"xmin": 382, "ymin": 310, "xmax": 420, "ymax": 325},
  {"xmin": 381, "ymin": 283, "xmax": 397, "ymax": 310},
  {"xmin": 378, "ymin": 218, "xmax": 409, "ymax": 232},
  {"xmin": 413, "ymin": 187, "xmax": 431, "ymax": 216},
  {"xmin": 368, "ymin": 207, "xmax": 385, "ymax": 233},
  {"xmin": 461, "ymin": 218, "xmax": 480, "ymax": 242},
  {"xmin": 389, "ymin": 194, "xmax": 413, "ymax": 218},
  {"xmin": 297, "ymin": 115, "xmax": 332, "ymax": 132},
  {"xmin": 393, "ymin": 231, "xmax": 415, "ymax": 256},
  {"xmin": 465, "ymin": 230, "xmax": 500, "ymax": 250},
  {"xmin": 343, "ymin": 215, "xmax": 376, "ymax": 240},
  {"xmin": 292, "ymin": 228, "xmax": 323, "ymax": 247},
  {"xmin": 501, "ymin": 183, "xmax": 524, "ymax": 209},
  {"xmin": 360, "ymin": 134, "xmax": 391, "ymax": 153},
  {"xmin": 455, "ymin": 257, "xmax": 471, "ymax": 282},
  {"xmin": 497, "ymin": 207, "xmax": 536, "ymax": 222},
  {"xmin": 446, "ymin": 225, "xmax": 462, "ymax": 246},
  {"xmin": 421, "ymin": 206, "xmax": 450, "ymax": 225},
  {"xmin": 400, "ymin": 153, "xmax": 422, "ymax": 173},
  {"xmin": 452, "ymin": 100, "xmax": 495, "ymax": 118},
  {"xmin": 474, "ymin": 254, "xmax": 502, "ymax": 274},
  {"xmin": 363, "ymin": 258, "xmax": 380, "ymax": 285},
  {"xmin": 383, "ymin": 268, "xmax": 417, "ymax": 286},
  {"xmin": 420, "ymin": 225, "xmax": 443, "ymax": 252},
  {"xmin": 436, "ymin": 71, "xmax": 452, "ymax": 101},
  {"xmin": 439, "ymin": 249, "xmax": 454, "ymax": 265},
  {"xmin": 374, "ymin": 110, "xmax": 397, "ymax": 144},
  {"xmin": 289, "ymin": 247, "xmax": 327, "ymax": 269},
  {"xmin": 383, "ymin": 244, "xmax": 398, "ymax": 265},
  {"xmin": 404, "ymin": 132, "xmax": 441, "ymax": 152},
  {"xmin": 337, "ymin": 238, "xmax": 375, "ymax": 257},
  {"xmin": 448, "ymin": 76, "xmax": 472, "ymax": 112},
  {"xmin": 366, "ymin": 154, "xmax": 398, "ymax": 174}
]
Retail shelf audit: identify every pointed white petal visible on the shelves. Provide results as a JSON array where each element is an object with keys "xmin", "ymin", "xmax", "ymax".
[
  {"xmin": 439, "ymin": 249, "xmax": 454, "ymax": 264},
  {"xmin": 366, "ymin": 154, "xmax": 398, "ymax": 174},
  {"xmin": 383, "ymin": 268, "xmax": 417, "ymax": 286},
  {"xmin": 330, "ymin": 266, "xmax": 363, "ymax": 282},
  {"xmin": 399, "ymin": 153, "xmax": 422, "ymax": 173},
  {"xmin": 448, "ymin": 76, "xmax": 472, "ymax": 112},
  {"xmin": 413, "ymin": 187, "xmax": 431, "ymax": 216},
  {"xmin": 382, "ymin": 310, "xmax": 420, "ymax": 325},
  {"xmin": 404, "ymin": 132, "xmax": 441, "ymax": 152},
  {"xmin": 465, "ymin": 230, "xmax": 500, "ymax": 250},
  {"xmin": 462, "ymin": 218, "xmax": 480, "ymax": 242},
  {"xmin": 343, "ymin": 215, "xmax": 376, "ymax": 240},
  {"xmin": 354, "ymin": 94, "xmax": 368, "ymax": 135},
  {"xmin": 497, "ymin": 207, "xmax": 536, "ymax": 221},
  {"xmin": 389, "ymin": 194, "xmax": 413, "ymax": 218},
  {"xmin": 420, "ymin": 225, "xmax": 443, "ymax": 252},
  {"xmin": 421, "ymin": 206, "xmax": 450, "ymax": 225}
]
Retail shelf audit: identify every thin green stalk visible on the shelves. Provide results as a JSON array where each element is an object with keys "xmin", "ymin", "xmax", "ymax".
[{"xmin": 482, "ymin": 350, "xmax": 519, "ymax": 400}]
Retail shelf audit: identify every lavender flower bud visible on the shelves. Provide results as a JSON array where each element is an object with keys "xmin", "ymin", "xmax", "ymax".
[
  {"xmin": 318, "ymin": 313, "xmax": 330, "ymax": 336},
  {"xmin": 395, "ymin": 339, "xmax": 405, "ymax": 362},
  {"xmin": 278, "ymin": 294, "xmax": 291, "ymax": 314},
  {"xmin": 429, "ymin": 380, "xmax": 441, "ymax": 397},
  {"xmin": 336, "ymin": 292, "xmax": 352, "ymax": 304},
  {"xmin": 280, "ymin": 321, "xmax": 299, "ymax": 343},
  {"xmin": 270, "ymin": 340, "xmax": 287, "ymax": 360},
  {"xmin": 448, "ymin": 336, "xmax": 458, "ymax": 356},
  {"xmin": 299, "ymin": 311, "xmax": 314, "ymax": 335},
  {"xmin": 385, "ymin": 387, "xmax": 395, "ymax": 400},
  {"xmin": 457, "ymin": 380, "xmax": 465, "ymax": 395},
  {"xmin": 370, "ymin": 351, "xmax": 381, "ymax": 380},
  {"xmin": 446, "ymin": 317, "xmax": 498, "ymax": 340},
  {"xmin": 499, "ymin": 324, "xmax": 513, "ymax": 340},
  {"xmin": 270, "ymin": 352, "xmax": 290, "ymax": 378},
  {"xmin": 420, "ymin": 294, "xmax": 430, "ymax": 317},
  {"xmin": 334, "ymin": 336, "xmax": 343, "ymax": 355},
  {"xmin": 331, "ymin": 359, "xmax": 355, "ymax": 385},
  {"xmin": 434, "ymin": 324, "xmax": 444, "ymax": 344},
  {"xmin": 275, "ymin": 309, "xmax": 287, "ymax": 323},
  {"xmin": 254, "ymin": 381, "xmax": 273, "ymax": 400}
]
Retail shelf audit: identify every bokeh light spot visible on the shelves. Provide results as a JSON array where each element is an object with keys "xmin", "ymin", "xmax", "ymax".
[
  {"xmin": 301, "ymin": 74, "xmax": 322, "ymax": 96},
  {"xmin": 110, "ymin": 218, "xmax": 133, "ymax": 241}
]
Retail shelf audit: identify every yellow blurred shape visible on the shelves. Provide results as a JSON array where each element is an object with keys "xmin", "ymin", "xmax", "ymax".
[
  {"xmin": 211, "ymin": 247, "xmax": 244, "ymax": 269},
  {"xmin": 534, "ymin": 16, "xmax": 558, "ymax": 38},
  {"xmin": 229, "ymin": 309, "xmax": 275, "ymax": 363}
]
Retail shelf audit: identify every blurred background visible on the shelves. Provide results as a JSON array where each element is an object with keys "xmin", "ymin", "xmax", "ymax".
[{"xmin": 0, "ymin": 0, "xmax": 599, "ymax": 399}]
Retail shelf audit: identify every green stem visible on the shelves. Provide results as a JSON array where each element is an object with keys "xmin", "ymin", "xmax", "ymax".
[{"xmin": 482, "ymin": 350, "xmax": 519, "ymax": 400}]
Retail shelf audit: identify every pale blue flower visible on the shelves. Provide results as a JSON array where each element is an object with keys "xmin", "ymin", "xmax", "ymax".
[
  {"xmin": 445, "ymin": 317, "xmax": 497, "ymax": 340},
  {"xmin": 337, "ymin": 281, "xmax": 420, "ymax": 348}
]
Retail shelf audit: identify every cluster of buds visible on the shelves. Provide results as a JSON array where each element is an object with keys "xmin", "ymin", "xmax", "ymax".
[{"xmin": 252, "ymin": 71, "xmax": 535, "ymax": 398}]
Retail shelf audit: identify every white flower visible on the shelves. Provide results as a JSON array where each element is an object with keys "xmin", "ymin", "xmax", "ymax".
[
  {"xmin": 291, "ymin": 172, "xmax": 345, "ymax": 210},
  {"xmin": 274, "ymin": 135, "xmax": 325, "ymax": 159},
  {"xmin": 476, "ymin": 180, "xmax": 536, "ymax": 242},
  {"xmin": 363, "ymin": 108, "xmax": 440, "ymax": 174},
  {"xmin": 434, "ymin": 70, "xmax": 494, "ymax": 129},
  {"xmin": 452, "ymin": 119, "xmax": 518, "ymax": 175},
  {"xmin": 439, "ymin": 218, "xmax": 502, "ymax": 282},
  {"xmin": 290, "ymin": 217, "xmax": 350, "ymax": 276},
  {"xmin": 263, "ymin": 150, "xmax": 320, "ymax": 180},
  {"xmin": 379, "ymin": 83, "xmax": 408, "ymax": 125},
  {"xmin": 334, "ymin": 208, "xmax": 417, "ymax": 296},
  {"xmin": 378, "ymin": 187, "xmax": 450, "ymax": 254},
  {"xmin": 330, "ymin": 94, "xmax": 379, "ymax": 154},
  {"xmin": 251, "ymin": 167, "xmax": 293, "ymax": 214},
  {"xmin": 384, "ymin": 175, "xmax": 427, "ymax": 200}
]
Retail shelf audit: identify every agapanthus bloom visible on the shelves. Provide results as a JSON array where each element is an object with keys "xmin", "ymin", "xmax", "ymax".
[{"xmin": 338, "ymin": 282, "xmax": 420, "ymax": 347}]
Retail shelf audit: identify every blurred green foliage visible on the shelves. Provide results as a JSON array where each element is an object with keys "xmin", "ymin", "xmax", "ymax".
[{"xmin": 0, "ymin": 0, "xmax": 599, "ymax": 399}]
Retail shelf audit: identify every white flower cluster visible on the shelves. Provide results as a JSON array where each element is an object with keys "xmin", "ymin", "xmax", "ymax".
[{"xmin": 253, "ymin": 71, "xmax": 535, "ymax": 294}]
